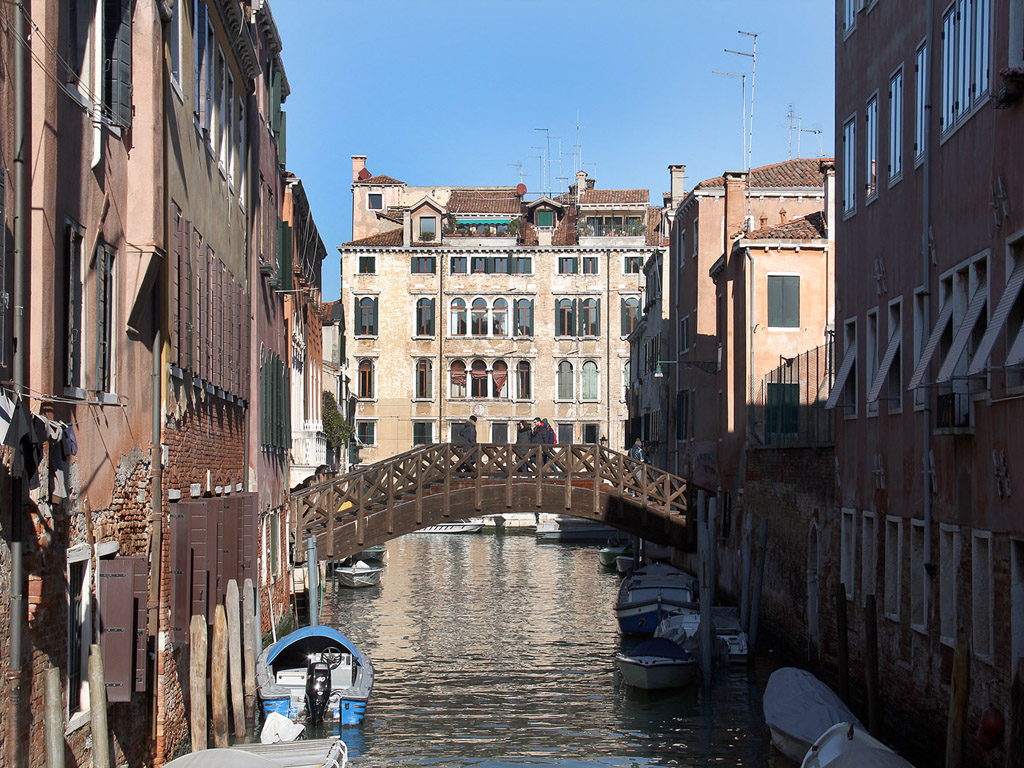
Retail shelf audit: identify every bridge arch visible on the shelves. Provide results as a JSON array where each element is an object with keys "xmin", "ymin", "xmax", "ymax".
[{"xmin": 292, "ymin": 444, "xmax": 696, "ymax": 563}]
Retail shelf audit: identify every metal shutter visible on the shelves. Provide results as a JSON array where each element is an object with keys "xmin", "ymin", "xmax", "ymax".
[
  {"xmin": 132, "ymin": 557, "xmax": 147, "ymax": 692},
  {"xmin": 98, "ymin": 557, "xmax": 136, "ymax": 702},
  {"xmin": 189, "ymin": 500, "xmax": 210, "ymax": 623},
  {"xmin": 169, "ymin": 500, "xmax": 191, "ymax": 643}
]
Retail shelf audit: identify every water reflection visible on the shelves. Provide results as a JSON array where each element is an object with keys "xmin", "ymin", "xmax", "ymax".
[{"xmin": 317, "ymin": 534, "xmax": 781, "ymax": 767}]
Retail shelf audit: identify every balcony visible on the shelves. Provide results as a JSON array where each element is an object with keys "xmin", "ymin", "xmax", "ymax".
[
  {"xmin": 935, "ymin": 391, "xmax": 972, "ymax": 434},
  {"xmin": 291, "ymin": 421, "xmax": 327, "ymax": 486},
  {"xmin": 442, "ymin": 218, "xmax": 520, "ymax": 248},
  {"xmin": 577, "ymin": 216, "xmax": 646, "ymax": 247}
]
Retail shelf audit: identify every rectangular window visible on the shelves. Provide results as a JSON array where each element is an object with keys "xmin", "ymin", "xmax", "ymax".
[
  {"xmin": 65, "ymin": 223, "xmax": 86, "ymax": 393},
  {"xmin": 624, "ymin": 256, "xmax": 644, "ymax": 274},
  {"xmin": 973, "ymin": 531, "xmax": 994, "ymax": 658},
  {"xmin": 862, "ymin": 512, "xmax": 878, "ymax": 603},
  {"xmin": 492, "ymin": 255, "xmax": 509, "ymax": 274},
  {"xmin": 472, "ymin": 256, "xmax": 487, "ymax": 274},
  {"xmin": 491, "ymin": 422, "xmax": 508, "ymax": 444},
  {"xmin": 537, "ymin": 210, "xmax": 554, "ymax": 228},
  {"xmin": 368, "ymin": 193, "xmax": 383, "ymax": 210},
  {"xmin": 358, "ymin": 255, "xmax": 375, "ymax": 274},
  {"xmin": 583, "ymin": 256, "xmax": 599, "ymax": 274},
  {"xmin": 411, "ymin": 256, "xmax": 436, "ymax": 274},
  {"xmin": 911, "ymin": 520, "xmax": 926, "ymax": 629},
  {"xmin": 356, "ymin": 421, "xmax": 376, "ymax": 446},
  {"xmin": 450, "ymin": 255, "xmax": 467, "ymax": 274},
  {"xmin": 559, "ymin": 257, "xmax": 578, "ymax": 275},
  {"xmin": 887, "ymin": 299, "xmax": 904, "ymax": 413},
  {"xmin": 419, "ymin": 217, "xmax": 436, "ymax": 240},
  {"xmin": 95, "ymin": 244, "xmax": 115, "ymax": 393},
  {"xmin": 865, "ymin": 95, "xmax": 878, "ymax": 199},
  {"xmin": 844, "ymin": 319, "xmax": 858, "ymax": 413},
  {"xmin": 942, "ymin": 0, "xmax": 992, "ymax": 133},
  {"xmin": 765, "ymin": 382, "xmax": 799, "ymax": 438},
  {"xmin": 915, "ymin": 43, "xmax": 928, "ymax": 160},
  {"xmin": 843, "ymin": 116, "xmax": 856, "ymax": 214},
  {"xmin": 514, "ymin": 255, "xmax": 532, "ymax": 275},
  {"xmin": 940, "ymin": 524, "xmax": 960, "ymax": 645},
  {"xmin": 675, "ymin": 390, "xmax": 690, "ymax": 440},
  {"xmin": 889, "ymin": 69, "xmax": 903, "ymax": 181},
  {"xmin": 885, "ymin": 516, "xmax": 903, "ymax": 620},
  {"xmin": 679, "ymin": 315, "xmax": 690, "ymax": 353},
  {"xmin": 582, "ymin": 423, "xmax": 600, "ymax": 444},
  {"xmin": 866, "ymin": 308, "xmax": 879, "ymax": 416},
  {"xmin": 557, "ymin": 423, "xmax": 574, "ymax": 445},
  {"xmin": 168, "ymin": 0, "xmax": 181, "ymax": 85},
  {"xmin": 413, "ymin": 422, "xmax": 433, "ymax": 446},
  {"xmin": 914, "ymin": 288, "xmax": 928, "ymax": 408},
  {"xmin": 843, "ymin": 0, "xmax": 856, "ymax": 32},
  {"xmin": 841, "ymin": 509, "xmax": 856, "ymax": 600},
  {"xmin": 767, "ymin": 275, "xmax": 800, "ymax": 328},
  {"xmin": 103, "ymin": 0, "xmax": 133, "ymax": 127}
]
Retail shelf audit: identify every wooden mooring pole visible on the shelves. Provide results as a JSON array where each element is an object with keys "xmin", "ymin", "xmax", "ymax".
[
  {"xmin": 88, "ymin": 645, "xmax": 110, "ymax": 768},
  {"xmin": 835, "ymin": 579, "xmax": 850, "ymax": 703},
  {"xmin": 243, "ymin": 579, "xmax": 257, "ymax": 725},
  {"xmin": 44, "ymin": 667, "xmax": 64, "ymax": 768},
  {"xmin": 190, "ymin": 615, "xmax": 208, "ymax": 751},
  {"xmin": 212, "ymin": 605, "xmax": 229, "ymax": 748},
  {"xmin": 748, "ymin": 519, "xmax": 768, "ymax": 653},
  {"xmin": 945, "ymin": 630, "xmax": 970, "ymax": 768},
  {"xmin": 864, "ymin": 593, "xmax": 880, "ymax": 735},
  {"xmin": 739, "ymin": 512, "xmax": 754, "ymax": 633},
  {"xmin": 226, "ymin": 580, "xmax": 245, "ymax": 738}
]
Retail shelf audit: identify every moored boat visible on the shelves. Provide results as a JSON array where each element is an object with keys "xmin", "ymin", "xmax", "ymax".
[
  {"xmin": 536, "ymin": 515, "xmax": 622, "ymax": 543},
  {"xmin": 599, "ymin": 543, "xmax": 632, "ymax": 567},
  {"xmin": 333, "ymin": 559, "xmax": 384, "ymax": 588},
  {"xmin": 801, "ymin": 722, "xmax": 915, "ymax": 768},
  {"xmin": 615, "ymin": 562, "xmax": 698, "ymax": 634},
  {"xmin": 414, "ymin": 519, "xmax": 484, "ymax": 534},
  {"xmin": 655, "ymin": 610, "xmax": 749, "ymax": 664},
  {"xmin": 256, "ymin": 625, "xmax": 374, "ymax": 726},
  {"xmin": 615, "ymin": 636, "xmax": 698, "ymax": 690},
  {"xmin": 763, "ymin": 667, "xmax": 863, "ymax": 763},
  {"xmin": 358, "ymin": 544, "xmax": 387, "ymax": 562}
]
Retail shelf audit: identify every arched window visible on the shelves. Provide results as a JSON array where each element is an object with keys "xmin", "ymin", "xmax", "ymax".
[
  {"xmin": 555, "ymin": 298, "xmax": 575, "ymax": 336},
  {"xmin": 450, "ymin": 360, "xmax": 467, "ymax": 398},
  {"xmin": 557, "ymin": 360, "xmax": 574, "ymax": 400},
  {"xmin": 582, "ymin": 361, "xmax": 599, "ymax": 401},
  {"xmin": 471, "ymin": 359, "xmax": 488, "ymax": 398},
  {"xmin": 356, "ymin": 297, "xmax": 378, "ymax": 336},
  {"xmin": 471, "ymin": 298, "xmax": 489, "ymax": 336},
  {"xmin": 516, "ymin": 360, "xmax": 531, "ymax": 399},
  {"xmin": 415, "ymin": 358, "xmax": 433, "ymax": 399},
  {"xmin": 621, "ymin": 297, "xmax": 640, "ymax": 336},
  {"xmin": 492, "ymin": 298, "xmax": 509, "ymax": 337},
  {"xmin": 358, "ymin": 359, "xmax": 374, "ymax": 399},
  {"xmin": 581, "ymin": 298, "xmax": 601, "ymax": 336},
  {"xmin": 514, "ymin": 298, "xmax": 534, "ymax": 337},
  {"xmin": 450, "ymin": 299, "xmax": 467, "ymax": 336},
  {"xmin": 415, "ymin": 298, "xmax": 435, "ymax": 337},
  {"xmin": 491, "ymin": 359, "xmax": 508, "ymax": 398}
]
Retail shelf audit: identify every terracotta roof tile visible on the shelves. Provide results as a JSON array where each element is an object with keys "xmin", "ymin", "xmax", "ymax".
[
  {"xmin": 519, "ymin": 220, "xmax": 539, "ymax": 246},
  {"xmin": 694, "ymin": 158, "xmax": 832, "ymax": 190},
  {"xmin": 578, "ymin": 189, "xmax": 649, "ymax": 205},
  {"xmin": 377, "ymin": 209, "xmax": 403, "ymax": 225},
  {"xmin": 355, "ymin": 174, "xmax": 404, "ymax": 185},
  {"xmin": 745, "ymin": 211, "xmax": 828, "ymax": 240},
  {"xmin": 447, "ymin": 189, "xmax": 522, "ymax": 215},
  {"xmin": 645, "ymin": 207, "xmax": 669, "ymax": 247},
  {"xmin": 344, "ymin": 228, "xmax": 404, "ymax": 247}
]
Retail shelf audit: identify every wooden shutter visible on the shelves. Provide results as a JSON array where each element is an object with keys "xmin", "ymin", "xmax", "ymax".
[
  {"xmin": 103, "ymin": 0, "xmax": 132, "ymax": 127},
  {"xmin": 223, "ymin": 496, "xmax": 240, "ymax": 588},
  {"xmin": 98, "ymin": 557, "xmax": 136, "ymax": 702},
  {"xmin": 242, "ymin": 288, "xmax": 251, "ymax": 399},
  {"xmin": 191, "ymin": 232, "xmax": 201, "ymax": 375},
  {"xmin": 212, "ymin": 499, "xmax": 225, "ymax": 614},
  {"xmin": 132, "ymin": 557, "xmax": 147, "ymax": 691},
  {"xmin": 169, "ymin": 500, "xmax": 191, "ymax": 643},
  {"xmin": 241, "ymin": 493, "xmax": 257, "ymax": 585},
  {"xmin": 169, "ymin": 211, "xmax": 180, "ymax": 366},
  {"xmin": 595, "ymin": 298, "xmax": 601, "ymax": 336},
  {"xmin": 178, "ymin": 219, "xmax": 191, "ymax": 369},
  {"xmin": 194, "ymin": 0, "xmax": 207, "ymax": 126}
]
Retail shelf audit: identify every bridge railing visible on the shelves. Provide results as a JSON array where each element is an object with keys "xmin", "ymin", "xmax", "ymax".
[{"xmin": 291, "ymin": 443, "xmax": 689, "ymax": 558}]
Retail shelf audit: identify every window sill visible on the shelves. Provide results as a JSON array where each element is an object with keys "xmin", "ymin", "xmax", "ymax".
[
  {"xmin": 97, "ymin": 392, "xmax": 119, "ymax": 406},
  {"xmin": 66, "ymin": 709, "xmax": 90, "ymax": 735},
  {"xmin": 888, "ymin": 172, "xmax": 903, "ymax": 189},
  {"xmin": 911, "ymin": 621, "xmax": 927, "ymax": 636},
  {"xmin": 843, "ymin": 207, "xmax": 857, "ymax": 221},
  {"xmin": 939, "ymin": 93, "xmax": 992, "ymax": 146},
  {"xmin": 865, "ymin": 192, "xmax": 879, "ymax": 207},
  {"xmin": 411, "ymin": 398, "xmax": 434, "ymax": 403},
  {"xmin": 353, "ymin": 335, "xmax": 378, "ymax": 340},
  {"xmin": 63, "ymin": 386, "xmax": 87, "ymax": 400},
  {"xmin": 885, "ymin": 612, "xmax": 900, "ymax": 623},
  {"xmin": 411, "ymin": 336, "xmax": 436, "ymax": 341}
]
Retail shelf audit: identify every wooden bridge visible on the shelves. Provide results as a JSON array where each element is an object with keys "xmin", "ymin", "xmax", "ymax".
[{"xmin": 291, "ymin": 444, "xmax": 696, "ymax": 562}]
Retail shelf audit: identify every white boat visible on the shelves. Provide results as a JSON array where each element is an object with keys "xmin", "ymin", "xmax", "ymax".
[
  {"xmin": 615, "ymin": 636, "xmax": 698, "ymax": 690},
  {"xmin": 615, "ymin": 555, "xmax": 635, "ymax": 574},
  {"xmin": 763, "ymin": 667, "xmax": 863, "ymax": 763},
  {"xmin": 333, "ymin": 559, "xmax": 384, "ymax": 588},
  {"xmin": 615, "ymin": 562, "xmax": 698, "ymax": 634},
  {"xmin": 655, "ymin": 611, "xmax": 749, "ymax": 664},
  {"xmin": 801, "ymin": 722, "xmax": 915, "ymax": 768},
  {"xmin": 413, "ymin": 519, "xmax": 484, "ymax": 534},
  {"xmin": 536, "ymin": 515, "xmax": 622, "ymax": 542}
]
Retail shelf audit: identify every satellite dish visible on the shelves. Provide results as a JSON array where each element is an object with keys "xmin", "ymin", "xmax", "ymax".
[{"xmin": 516, "ymin": 183, "xmax": 527, "ymax": 196}]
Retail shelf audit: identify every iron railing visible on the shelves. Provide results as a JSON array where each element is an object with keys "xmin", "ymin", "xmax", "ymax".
[{"xmin": 750, "ymin": 340, "xmax": 834, "ymax": 447}]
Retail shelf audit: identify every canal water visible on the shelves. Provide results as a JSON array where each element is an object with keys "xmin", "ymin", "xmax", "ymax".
[{"xmin": 318, "ymin": 532, "xmax": 788, "ymax": 768}]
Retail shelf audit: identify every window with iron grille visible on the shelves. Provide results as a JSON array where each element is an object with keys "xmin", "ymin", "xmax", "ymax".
[
  {"xmin": 95, "ymin": 244, "xmax": 115, "ymax": 393},
  {"xmin": 582, "ymin": 423, "xmax": 599, "ymax": 444},
  {"xmin": 413, "ymin": 422, "xmax": 433, "ymax": 445}
]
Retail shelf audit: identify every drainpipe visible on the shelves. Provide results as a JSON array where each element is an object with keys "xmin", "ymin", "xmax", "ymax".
[
  {"xmin": 922, "ymin": 0, "xmax": 934, "ymax": 568},
  {"xmin": 606, "ymin": 249, "xmax": 612, "ymax": 446},
  {"xmin": 9, "ymin": 1, "xmax": 27, "ymax": 763},
  {"xmin": 148, "ymin": 324, "xmax": 162, "ymax": 747}
]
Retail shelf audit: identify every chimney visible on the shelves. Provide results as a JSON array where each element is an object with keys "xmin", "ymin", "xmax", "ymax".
[
  {"xmin": 352, "ymin": 155, "xmax": 367, "ymax": 183},
  {"xmin": 759, "ymin": 213, "xmax": 768, "ymax": 228},
  {"xmin": 723, "ymin": 170, "xmax": 748, "ymax": 258},
  {"xmin": 779, "ymin": 207, "xmax": 788, "ymax": 224},
  {"xmin": 576, "ymin": 170, "xmax": 587, "ymax": 202},
  {"xmin": 668, "ymin": 164, "xmax": 686, "ymax": 207},
  {"xmin": 819, "ymin": 159, "xmax": 836, "ymax": 242}
]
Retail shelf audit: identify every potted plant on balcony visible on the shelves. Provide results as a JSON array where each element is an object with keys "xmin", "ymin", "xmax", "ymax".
[
  {"xmin": 996, "ymin": 66, "xmax": 1024, "ymax": 106},
  {"xmin": 421, "ymin": 231, "xmax": 434, "ymax": 242}
]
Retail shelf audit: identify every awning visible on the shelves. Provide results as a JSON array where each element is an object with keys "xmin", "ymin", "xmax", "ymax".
[
  {"xmin": 456, "ymin": 218, "xmax": 511, "ymax": 225},
  {"xmin": 867, "ymin": 318, "xmax": 902, "ymax": 403},
  {"xmin": 966, "ymin": 258, "xmax": 1024, "ymax": 376},
  {"xmin": 907, "ymin": 299, "xmax": 955, "ymax": 390},
  {"xmin": 825, "ymin": 343, "xmax": 857, "ymax": 409},
  {"xmin": 935, "ymin": 286, "xmax": 987, "ymax": 383}
]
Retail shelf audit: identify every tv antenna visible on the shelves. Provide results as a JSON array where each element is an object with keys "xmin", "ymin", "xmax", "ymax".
[
  {"xmin": 713, "ymin": 70, "xmax": 747, "ymax": 170},
  {"xmin": 508, "ymin": 162, "xmax": 524, "ymax": 185},
  {"xmin": 726, "ymin": 29, "xmax": 758, "ymax": 173}
]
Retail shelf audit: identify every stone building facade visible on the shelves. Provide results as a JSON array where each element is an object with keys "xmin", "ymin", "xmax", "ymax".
[{"xmin": 339, "ymin": 157, "xmax": 667, "ymax": 461}]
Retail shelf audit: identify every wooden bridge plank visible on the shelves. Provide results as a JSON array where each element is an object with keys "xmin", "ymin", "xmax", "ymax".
[{"xmin": 505, "ymin": 445, "xmax": 513, "ymax": 508}]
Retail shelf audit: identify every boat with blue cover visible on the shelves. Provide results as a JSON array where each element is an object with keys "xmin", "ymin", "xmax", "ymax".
[
  {"xmin": 614, "ymin": 562, "xmax": 698, "ymax": 634},
  {"xmin": 256, "ymin": 625, "xmax": 374, "ymax": 726}
]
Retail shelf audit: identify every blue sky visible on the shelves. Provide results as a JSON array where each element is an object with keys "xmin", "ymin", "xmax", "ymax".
[{"xmin": 273, "ymin": 1, "xmax": 836, "ymax": 301}]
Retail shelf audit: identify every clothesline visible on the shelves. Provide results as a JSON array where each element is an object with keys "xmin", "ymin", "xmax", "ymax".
[{"xmin": 2, "ymin": 382, "xmax": 129, "ymax": 412}]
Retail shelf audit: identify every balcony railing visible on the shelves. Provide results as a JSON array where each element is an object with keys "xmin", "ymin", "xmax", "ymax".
[
  {"xmin": 577, "ymin": 220, "xmax": 646, "ymax": 238},
  {"xmin": 293, "ymin": 426, "xmax": 327, "ymax": 468},
  {"xmin": 750, "ymin": 341, "xmax": 834, "ymax": 448},
  {"xmin": 935, "ymin": 391, "xmax": 971, "ymax": 431}
]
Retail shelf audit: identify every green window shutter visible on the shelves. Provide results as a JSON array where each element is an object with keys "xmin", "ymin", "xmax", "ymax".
[
  {"xmin": 537, "ymin": 210, "xmax": 553, "ymax": 228},
  {"xmin": 279, "ymin": 222, "xmax": 292, "ymax": 291},
  {"xmin": 271, "ymin": 65, "xmax": 282, "ymax": 136},
  {"xmin": 785, "ymin": 276, "xmax": 800, "ymax": 327},
  {"xmin": 574, "ymin": 299, "xmax": 582, "ymax": 337},
  {"xmin": 104, "ymin": 0, "xmax": 132, "ymax": 127},
  {"xmin": 278, "ymin": 111, "xmax": 287, "ymax": 166}
]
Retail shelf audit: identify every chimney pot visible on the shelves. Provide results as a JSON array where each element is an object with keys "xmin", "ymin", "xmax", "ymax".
[{"xmin": 779, "ymin": 208, "xmax": 788, "ymax": 224}]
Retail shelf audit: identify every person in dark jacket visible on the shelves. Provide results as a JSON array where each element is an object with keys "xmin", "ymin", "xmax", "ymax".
[{"xmin": 516, "ymin": 421, "xmax": 532, "ymax": 444}]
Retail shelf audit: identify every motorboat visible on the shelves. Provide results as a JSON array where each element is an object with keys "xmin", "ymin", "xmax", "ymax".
[
  {"xmin": 615, "ymin": 636, "xmax": 698, "ymax": 690},
  {"xmin": 536, "ymin": 515, "xmax": 622, "ymax": 543},
  {"xmin": 357, "ymin": 544, "xmax": 387, "ymax": 562},
  {"xmin": 615, "ymin": 555, "xmax": 636, "ymax": 575},
  {"xmin": 413, "ymin": 519, "xmax": 484, "ymax": 534},
  {"xmin": 655, "ymin": 610, "xmax": 749, "ymax": 664},
  {"xmin": 763, "ymin": 667, "xmax": 863, "ymax": 763},
  {"xmin": 257, "ymin": 625, "xmax": 374, "ymax": 726},
  {"xmin": 801, "ymin": 722, "xmax": 915, "ymax": 768},
  {"xmin": 599, "ymin": 542, "xmax": 632, "ymax": 567},
  {"xmin": 332, "ymin": 559, "xmax": 384, "ymax": 588},
  {"xmin": 615, "ymin": 562, "xmax": 698, "ymax": 634}
]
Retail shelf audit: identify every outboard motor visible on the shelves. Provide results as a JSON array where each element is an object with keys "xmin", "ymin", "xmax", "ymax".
[{"xmin": 305, "ymin": 658, "xmax": 332, "ymax": 726}]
